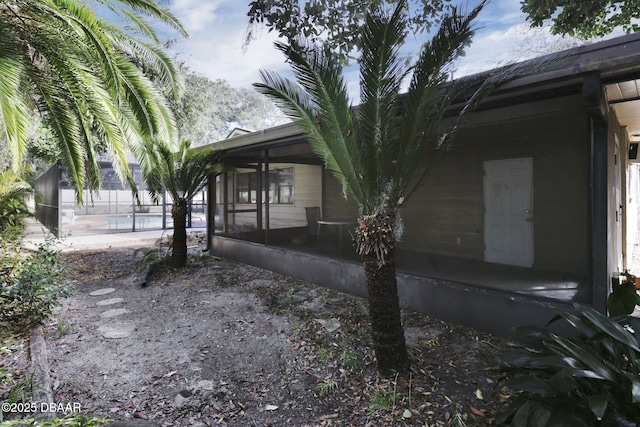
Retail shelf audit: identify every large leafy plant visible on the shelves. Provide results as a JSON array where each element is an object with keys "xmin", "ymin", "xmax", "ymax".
[{"xmin": 497, "ymin": 304, "xmax": 640, "ymax": 426}]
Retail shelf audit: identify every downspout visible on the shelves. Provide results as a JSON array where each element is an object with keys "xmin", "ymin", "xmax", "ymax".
[{"xmin": 583, "ymin": 71, "xmax": 609, "ymax": 314}]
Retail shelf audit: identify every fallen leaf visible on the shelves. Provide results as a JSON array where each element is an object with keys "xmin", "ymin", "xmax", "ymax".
[
  {"xmin": 475, "ymin": 389, "xmax": 484, "ymax": 400},
  {"xmin": 318, "ymin": 413, "xmax": 339, "ymax": 420},
  {"xmin": 470, "ymin": 405, "xmax": 485, "ymax": 416},
  {"xmin": 133, "ymin": 411, "xmax": 149, "ymax": 420},
  {"xmin": 402, "ymin": 409, "xmax": 412, "ymax": 419}
]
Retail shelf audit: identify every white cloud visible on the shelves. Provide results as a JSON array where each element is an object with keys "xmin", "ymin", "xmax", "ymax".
[
  {"xmin": 167, "ymin": 1, "xmax": 292, "ymax": 89},
  {"xmin": 170, "ymin": 0, "xmax": 222, "ymax": 32}
]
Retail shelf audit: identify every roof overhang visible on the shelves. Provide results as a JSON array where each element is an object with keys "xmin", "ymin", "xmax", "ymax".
[{"xmin": 199, "ymin": 32, "xmax": 640, "ymax": 156}]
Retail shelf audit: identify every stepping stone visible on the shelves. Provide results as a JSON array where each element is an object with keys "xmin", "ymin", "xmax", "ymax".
[
  {"xmin": 89, "ymin": 288, "xmax": 116, "ymax": 296},
  {"xmin": 96, "ymin": 297, "xmax": 124, "ymax": 306},
  {"xmin": 98, "ymin": 322, "xmax": 136, "ymax": 339},
  {"xmin": 100, "ymin": 308, "xmax": 130, "ymax": 318},
  {"xmin": 314, "ymin": 318, "xmax": 341, "ymax": 333}
]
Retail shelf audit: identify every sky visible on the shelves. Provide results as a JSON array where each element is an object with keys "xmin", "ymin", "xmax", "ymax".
[
  {"xmin": 153, "ymin": 0, "xmax": 621, "ymax": 98},
  {"xmin": 161, "ymin": 1, "xmax": 545, "ymax": 85}
]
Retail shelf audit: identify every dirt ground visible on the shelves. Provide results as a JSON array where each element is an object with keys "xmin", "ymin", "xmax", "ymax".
[{"xmin": 3, "ymin": 245, "xmax": 512, "ymax": 426}]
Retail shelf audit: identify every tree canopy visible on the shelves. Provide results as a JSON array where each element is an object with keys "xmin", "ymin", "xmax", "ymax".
[
  {"xmin": 522, "ymin": 0, "xmax": 640, "ymax": 38},
  {"xmin": 246, "ymin": 0, "xmax": 452, "ymax": 62},
  {"xmin": 175, "ymin": 70, "xmax": 289, "ymax": 145}
]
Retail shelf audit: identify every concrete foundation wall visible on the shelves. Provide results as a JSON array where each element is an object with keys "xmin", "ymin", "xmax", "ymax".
[{"xmin": 211, "ymin": 236, "xmax": 575, "ymax": 338}]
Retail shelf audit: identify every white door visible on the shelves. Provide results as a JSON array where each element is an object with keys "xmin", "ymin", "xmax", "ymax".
[{"xmin": 484, "ymin": 158, "xmax": 534, "ymax": 267}]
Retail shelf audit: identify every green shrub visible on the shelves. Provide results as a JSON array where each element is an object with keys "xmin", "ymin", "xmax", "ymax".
[
  {"xmin": 0, "ymin": 170, "xmax": 34, "ymax": 233},
  {"xmin": 497, "ymin": 303, "xmax": 640, "ymax": 426},
  {"xmin": 0, "ymin": 414, "xmax": 110, "ymax": 426},
  {"xmin": 0, "ymin": 238, "xmax": 72, "ymax": 333}
]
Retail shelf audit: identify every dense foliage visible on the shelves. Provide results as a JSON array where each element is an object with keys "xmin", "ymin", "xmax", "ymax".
[
  {"xmin": 0, "ymin": 233, "xmax": 71, "ymax": 334},
  {"xmin": 0, "ymin": 0, "xmax": 185, "ymax": 204},
  {"xmin": 0, "ymin": 167, "xmax": 69, "ymax": 334},
  {"xmin": 498, "ymin": 304, "xmax": 640, "ymax": 426},
  {"xmin": 0, "ymin": 170, "xmax": 34, "ymax": 233},
  {"xmin": 522, "ymin": 0, "xmax": 640, "ymax": 38},
  {"xmin": 175, "ymin": 70, "xmax": 288, "ymax": 145},
  {"xmin": 246, "ymin": 0, "xmax": 452, "ymax": 62}
]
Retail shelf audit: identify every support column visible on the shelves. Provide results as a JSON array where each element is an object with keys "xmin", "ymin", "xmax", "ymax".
[{"xmin": 590, "ymin": 117, "xmax": 609, "ymax": 314}]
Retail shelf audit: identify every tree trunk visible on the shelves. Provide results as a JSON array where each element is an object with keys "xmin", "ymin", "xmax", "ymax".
[
  {"xmin": 363, "ymin": 250, "xmax": 410, "ymax": 375},
  {"xmin": 171, "ymin": 198, "xmax": 188, "ymax": 268},
  {"xmin": 355, "ymin": 210, "xmax": 410, "ymax": 375}
]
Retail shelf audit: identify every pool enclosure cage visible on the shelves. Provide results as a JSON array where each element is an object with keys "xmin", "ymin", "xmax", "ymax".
[{"xmin": 34, "ymin": 162, "xmax": 206, "ymax": 236}]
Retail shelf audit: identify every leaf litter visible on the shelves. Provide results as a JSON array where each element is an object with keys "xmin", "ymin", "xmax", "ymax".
[{"xmin": 1, "ymin": 247, "xmax": 511, "ymax": 426}]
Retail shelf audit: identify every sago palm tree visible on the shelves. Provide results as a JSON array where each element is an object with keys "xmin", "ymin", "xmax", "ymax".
[
  {"xmin": 0, "ymin": 0, "xmax": 186, "ymax": 204},
  {"xmin": 147, "ymin": 139, "xmax": 221, "ymax": 268},
  {"xmin": 255, "ymin": 0, "xmax": 557, "ymax": 374}
]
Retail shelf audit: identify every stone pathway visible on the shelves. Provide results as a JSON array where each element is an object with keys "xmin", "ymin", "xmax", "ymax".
[
  {"xmin": 87, "ymin": 287, "xmax": 155, "ymax": 427},
  {"xmin": 90, "ymin": 287, "xmax": 136, "ymax": 339}
]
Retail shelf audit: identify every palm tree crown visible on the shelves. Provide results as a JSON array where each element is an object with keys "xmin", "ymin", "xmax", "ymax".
[
  {"xmin": 255, "ymin": 0, "xmax": 495, "ymax": 259},
  {"xmin": 0, "ymin": 0, "xmax": 186, "ymax": 204},
  {"xmin": 148, "ymin": 139, "xmax": 221, "ymax": 205},
  {"xmin": 147, "ymin": 138, "xmax": 221, "ymax": 268}
]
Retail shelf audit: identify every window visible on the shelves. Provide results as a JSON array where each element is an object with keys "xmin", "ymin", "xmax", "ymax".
[
  {"xmin": 268, "ymin": 168, "xmax": 294, "ymax": 204},
  {"xmin": 236, "ymin": 167, "xmax": 294, "ymax": 204},
  {"xmin": 236, "ymin": 172, "xmax": 257, "ymax": 203}
]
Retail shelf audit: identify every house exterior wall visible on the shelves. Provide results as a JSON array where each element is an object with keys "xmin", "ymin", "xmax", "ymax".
[
  {"xmin": 407, "ymin": 98, "xmax": 590, "ymax": 276},
  {"xmin": 320, "ymin": 94, "xmax": 592, "ymax": 277}
]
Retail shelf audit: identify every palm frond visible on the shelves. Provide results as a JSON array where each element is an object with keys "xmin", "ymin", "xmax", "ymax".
[
  {"xmin": 255, "ymin": 41, "xmax": 366, "ymax": 203},
  {"xmin": 34, "ymin": 80, "xmax": 86, "ymax": 203},
  {"xmin": 255, "ymin": 69, "xmax": 353, "ymax": 198},
  {"xmin": 146, "ymin": 138, "xmax": 221, "ymax": 204},
  {"xmin": 98, "ymin": 0, "xmax": 188, "ymax": 37},
  {"xmin": 1, "ymin": 0, "xmax": 184, "ymax": 201},
  {"xmin": 393, "ymin": 0, "xmax": 487, "ymax": 205},
  {"xmin": 0, "ymin": 44, "xmax": 30, "ymax": 170},
  {"xmin": 357, "ymin": 0, "xmax": 409, "ymax": 209},
  {"xmin": 119, "ymin": 8, "xmax": 160, "ymax": 43},
  {"xmin": 110, "ymin": 33, "xmax": 185, "ymax": 101}
]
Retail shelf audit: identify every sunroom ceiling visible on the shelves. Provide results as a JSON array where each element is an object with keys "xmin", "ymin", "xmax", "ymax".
[{"xmin": 606, "ymin": 79, "xmax": 640, "ymax": 141}]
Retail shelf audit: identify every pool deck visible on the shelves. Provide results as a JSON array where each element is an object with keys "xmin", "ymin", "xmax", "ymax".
[{"xmin": 23, "ymin": 218, "xmax": 173, "ymax": 252}]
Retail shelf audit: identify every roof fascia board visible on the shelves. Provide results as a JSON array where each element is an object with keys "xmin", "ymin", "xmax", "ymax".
[{"xmin": 198, "ymin": 122, "xmax": 302, "ymax": 152}]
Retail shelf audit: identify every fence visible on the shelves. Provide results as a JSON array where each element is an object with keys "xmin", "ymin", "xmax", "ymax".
[
  {"xmin": 34, "ymin": 163, "xmax": 61, "ymax": 237},
  {"xmin": 33, "ymin": 162, "xmax": 207, "ymax": 236}
]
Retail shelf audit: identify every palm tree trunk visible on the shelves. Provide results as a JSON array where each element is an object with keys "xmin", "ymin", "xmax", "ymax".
[
  {"xmin": 363, "ymin": 251, "xmax": 410, "ymax": 375},
  {"xmin": 171, "ymin": 198, "xmax": 188, "ymax": 268}
]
